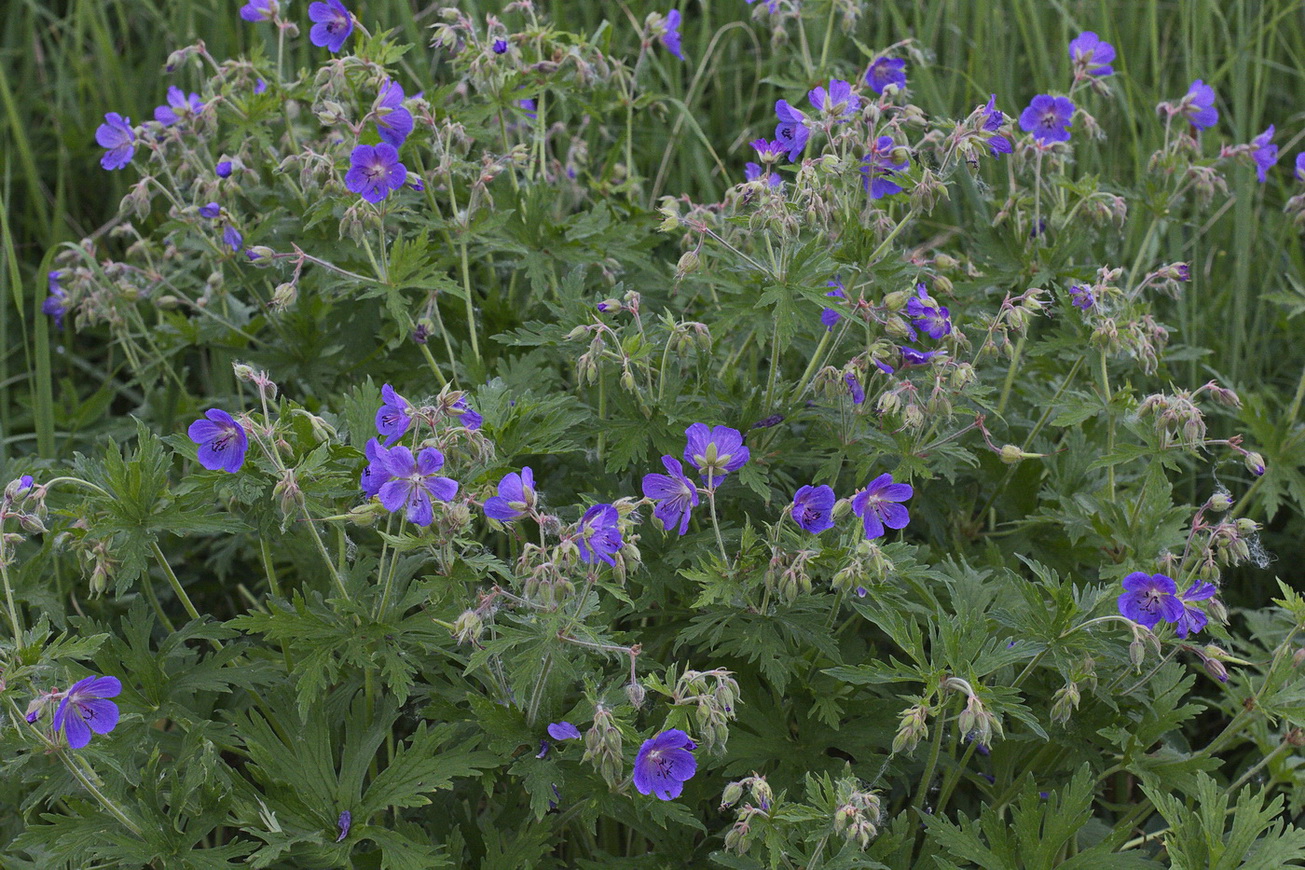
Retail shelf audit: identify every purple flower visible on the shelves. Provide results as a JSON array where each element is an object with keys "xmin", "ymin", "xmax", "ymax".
[
  {"xmin": 345, "ymin": 144, "xmax": 407, "ymax": 204},
  {"xmin": 1068, "ymin": 31, "xmax": 1116, "ymax": 77},
  {"xmin": 1068, "ymin": 285, "xmax": 1095, "ymax": 310},
  {"xmin": 844, "ymin": 372, "xmax": 865, "ymax": 404},
  {"xmin": 154, "ymin": 86, "xmax": 204, "ymax": 126},
  {"xmin": 360, "ymin": 438, "xmax": 392, "ymax": 497},
  {"xmin": 378, "ymin": 446, "xmax": 459, "ymax": 526},
  {"xmin": 1019, "ymin": 95, "xmax": 1074, "ymax": 144},
  {"xmin": 52, "ymin": 675, "xmax": 121, "ymax": 749},
  {"xmin": 255, "ymin": 78, "xmax": 268, "ymax": 94},
  {"xmin": 517, "ymin": 98, "xmax": 537, "ymax": 120},
  {"xmin": 308, "ymin": 0, "xmax": 354, "ymax": 52},
  {"xmin": 575, "ymin": 504, "xmax": 623, "ymax": 566},
  {"xmin": 865, "ymin": 56, "xmax": 906, "ymax": 94},
  {"xmin": 216, "ymin": 159, "xmax": 234, "ymax": 178},
  {"xmin": 223, "ymin": 225, "xmax": 243, "ymax": 251},
  {"xmin": 660, "ymin": 10, "xmax": 684, "ymax": 60},
  {"xmin": 1173, "ymin": 581, "xmax": 1217, "ymax": 638},
  {"xmin": 484, "ymin": 467, "xmax": 537, "ymax": 521},
  {"xmin": 808, "ymin": 78, "xmax": 859, "ymax": 121},
  {"xmin": 188, "ymin": 409, "xmax": 248, "ymax": 473},
  {"xmin": 792, "ymin": 484, "xmax": 835, "ymax": 534},
  {"xmin": 375, "ymin": 384, "xmax": 413, "ymax": 446},
  {"xmin": 683, "ymin": 423, "xmax": 749, "ymax": 484},
  {"xmin": 199, "ymin": 202, "xmax": 221, "ymax": 219},
  {"xmin": 492, "ymin": 38, "xmax": 509, "ymax": 54},
  {"xmin": 452, "ymin": 397, "xmax": 483, "ymax": 429},
  {"xmin": 1117, "ymin": 572, "xmax": 1183, "ymax": 629},
  {"xmin": 899, "ymin": 346, "xmax": 938, "ymax": 366},
  {"xmin": 905, "ymin": 284, "xmax": 950, "ymax": 339},
  {"xmin": 547, "ymin": 721, "xmax": 582, "ymax": 741},
  {"xmin": 641, "ymin": 456, "xmax": 699, "ymax": 536},
  {"xmin": 374, "ymin": 80, "xmax": 414, "ymax": 148},
  {"xmin": 43, "ymin": 272, "xmax": 68, "ymax": 329},
  {"xmin": 96, "ymin": 112, "xmax": 135, "ymax": 171},
  {"xmin": 983, "ymin": 95, "xmax": 1012, "ymax": 155},
  {"xmin": 774, "ymin": 100, "xmax": 809, "ymax": 162},
  {"xmin": 1179, "ymin": 80, "xmax": 1218, "ymax": 130},
  {"xmin": 1251, "ymin": 125, "xmax": 1278, "ymax": 183},
  {"xmin": 240, "ymin": 0, "xmax": 278, "ymax": 21},
  {"xmin": 861, "ymin": 136, "xmax": 908, "ymax": 200},
  {"xmin": 632, "ymin": 729, "xmax": 696, "ymax": 800},
  {"xmin": 822, "ymin": 277, "xmax": 846, "ymax": 329},
  {"xmin": 335, "ymin": 810, "xmax": 351, "ymax": 842},
  {"xmin": 750, "ymin": 138, "xmax": 787, "ymax": 163},
  {"xmin": 1295, "ymin": 152, "xmax": 1305, "ymax": 183},
  {"xmin": 850, "ymin": 472, "xmax": 912, "ymax": 539}
]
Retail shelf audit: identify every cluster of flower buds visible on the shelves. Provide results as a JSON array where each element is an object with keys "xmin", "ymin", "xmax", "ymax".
[
  {"xmin": 1136, "ymin": 389, "xmax": 1208, "ymax": 449},
  {"xmin": 944, "ymin": 676, "xmax": 1003, "ymax": 749},
  {"xmin": 765, "ymin": 548, "xmax": 816, "ymax": 603},
  {"xmin": 582, "ymin": 704, "xmax": 624, "ymax": 787},
  {"xmin": 720, "ymin": 774, "xmax": 775, "ymax": 855},
  {"xmin": 670, "ymin": 668, "xmax": 739, "ymax": 753},
  {"xmin": 892, "ymin": 700, "xmax": 930, "ymax": 754},
  {"xmin": 1050, "ymin": 658, "xmax": 1096, "ymax": 725},
  {"xmin": 831, "ymin": 774, "xmax": 883, "ymax": 850},
  {"xmin": 1, "ymin": 476, "xmax": 47, "ymax": 564}
]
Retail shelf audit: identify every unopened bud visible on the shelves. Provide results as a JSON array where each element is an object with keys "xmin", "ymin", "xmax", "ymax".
[
  {"xmin": 1207, "ymin": 492, "xmax": 1232, "ymax": 512},
  {"xmin": 452, "ymin": 609, "xmax": 483, "ymax": 645},
  {"xmin": 1244, "ymin": 452, "xmax": 1266, "ymax": 476},
  {"xmin": 675, "ymin": 250, "xmax": 700, "ymax": 278},
  {"xmin": 721, "ymin": 781, "xmax": 745, "ymax": 809}
]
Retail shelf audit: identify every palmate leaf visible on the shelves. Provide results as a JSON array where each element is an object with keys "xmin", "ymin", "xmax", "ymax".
[
  {"xmin": 1144, "ymin": 772, "xmax": 1305, "ymax": 870},
  {"xmin": 357, "ymin": 722, "xmax": 499, "ymax": 816}
]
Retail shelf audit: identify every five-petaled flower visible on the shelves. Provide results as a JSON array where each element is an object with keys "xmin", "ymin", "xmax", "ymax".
[
  {"xmin": 982, "ymin": 95, "xmax": 1012, "ymax": 155},
  {"xmin": 374, "ymin": 80, "xmax": 414, "ymax": 148},
  {"xmin": 575, "ymin": 504, "xmax": 623, "ymax": 566},
  {"xmin": 851, "ymin": 473, "xmax": 913, "ymax": 539},
  {"xmin": 360, "ymin": 438, "xmax": 392, "ymax": 497},
  {"xmin": 683, "ymin": 424, "xmax": 749, "ymax": 485},
  {"xmin": 642, "ymin": 456, "xmax": 700, "ymax": 535},
  {"xmin": 1179, "ymin": 80, "xmax": 1218, "ymax": 130},
  {"xmin": 1019, "ymin": 95, "xmax": 1075, "ymax": 144},
  {"xmin": 632, "ymin": 729, "xmax": 697, "ymax": 800},
  {"xmin": 865, "ymin": 56, "xmax": 906, "ymax": 94},
  {"xmin": 377, "ymin": 446, "xmax": 458, "ymax": 526},
  {"xmin": 822, "ymin": 277, "xmax": 846, "ymax": 329},
  {"xmin": 808, "ymin": 79, "xmax": 859, "ymax": 122},
  {"xmin": 44, "ymin": 272, "xmax": 68, "ymax": 329},
  {"xmin": 345, "ymin": 144, "xmax": 408, "ymax": 203},
  {"xmin": 1250, "ymin": 125, "xmax": 1278, "ymax": 183},
  {"xmin": 861, "ymin": 136, "xmax": 909, "ymax": 200},
  {"xmin": 906, "ymin": 284, "xmax": 951, "ymax": 339},
  {"xmin": 773, "ymin": 100, "xmax": 809, "ymax": 163},
  {"xmin": 308, "ymin": 0, "xmax": 354, "ymax": 52},
  {"xmin": 792, "ymin": 484, "xmax": 835, "ymax": 534},
  {"xmin": 375, "ymin": 383, "xmax": 414, "ymax": 446},
  {"xmin": 1068, "ymin": 285, "xmax": 1095, "ymax": 310},
  {"xmin": 96, "ymin": 113, "xmax": 135, "ymax": 171},
  {"xmin": 844, "ymin": 372, "xmax": 865, "ymax": 404},
  {"xmin": 484, "ymin": 467, "xmax": 537, "ymax": 521},
  {"xmin": 451, "ymin": 396, "xmax": 483, "ymax": 429},
  {"xmin": 1068, "ymin": 31, "xmax": 1116, "ymax": 78},
  {"xmin": 492, "ymin": 38, "xmax": 509, "ymax": 54},
  {"xmin": 1117, "ymin": 572, "xmax": 1183, "ymax": 629},
  {"xmin": 240, "ymin": 0, "xmax": 278, "ymax": 22},
  {"xmin": 659, "ymin": 10, "xmax": 684, "ymax": 60},
  {"xmin": 188, "ymin": 409, "xmax": 248, "ymax": 473},
  {"xmin": 154, "ymin": 86, "xmax": 204, "ymax": 126},
  {"xmin": 52, "ymin": 675, "xmax": 122, "ymax": 749},
  {"xmin": 1174, "ymin": 581, "xmax": 1217, "ymax": 638}
]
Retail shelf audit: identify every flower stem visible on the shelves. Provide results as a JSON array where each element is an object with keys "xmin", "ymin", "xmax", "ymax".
[{"xmin": 705, "ymin": 482, "xmax": 729, "ymax": 564}]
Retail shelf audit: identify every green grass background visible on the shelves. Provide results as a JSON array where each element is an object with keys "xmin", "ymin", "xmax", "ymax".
[{"xmin": 3, "ymin": 0, "xmax": 1304, "ymax": 577}]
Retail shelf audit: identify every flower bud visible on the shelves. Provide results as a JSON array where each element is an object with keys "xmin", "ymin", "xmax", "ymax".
[
  {"xmin": 452, "ymin": 609, "xmax": 483, "ymax": 645},
  {"xmin": 1050, "ymin": 682, "xmax": 1080, "ymax": 724},
  {"xmin": 246, "ymin": 246, "xmax": 276, "ymax": 264},
  {"xmin": 271, "ymin": 282, "xmax": 298, "ymax": 310},
  {"xmin": 675, "ymin": 250, "xmax": 700, "ymax": 279},
  {"xmin": 1244, "ymin": 452, "xmax": 1266, "ymax": 476},
  {"xmin": 1207, "ymin": 492, "xmax": 1232, "ymax": 512},
  {"xmin": 999, "ymin": 444, "xmax": 1024, "ymax": 465},
  {"xmin": 626, "ymin": 680, "xmax": 646, "ymax": 708},
  {"xmin": 721, "ymin": 781, "xmax": 745, "ymax": 809}
]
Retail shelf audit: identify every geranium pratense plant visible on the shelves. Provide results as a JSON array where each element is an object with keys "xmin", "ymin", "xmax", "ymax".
[{"xmin": 12, "ymin": 2, "xmax": 1305, "ymax": 869}]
